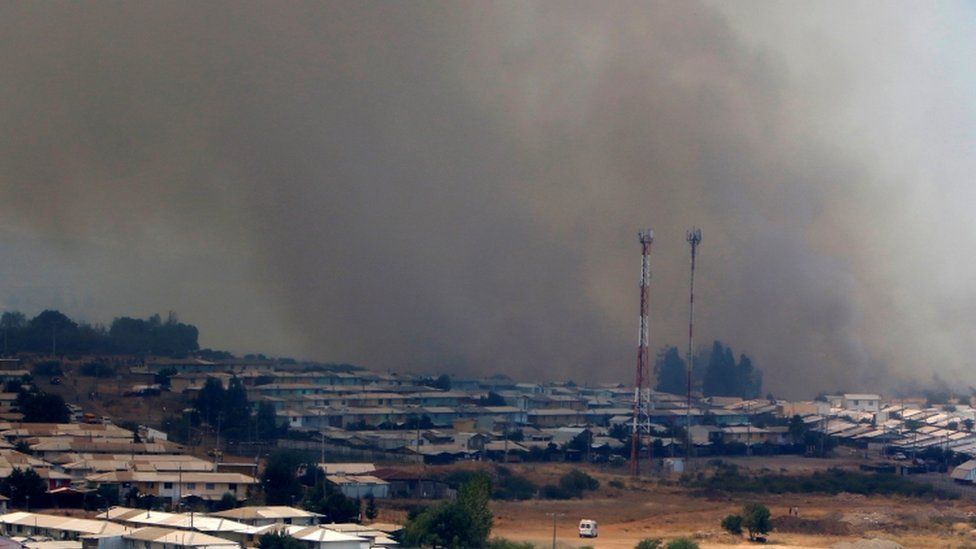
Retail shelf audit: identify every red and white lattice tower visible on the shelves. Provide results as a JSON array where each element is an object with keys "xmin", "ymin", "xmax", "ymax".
[{"xmin": 630, "ymin": 229, "xmax": 654, "ymax": 477}]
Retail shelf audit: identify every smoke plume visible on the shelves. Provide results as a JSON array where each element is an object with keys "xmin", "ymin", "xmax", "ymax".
[{"xmin": 0, "ymin": 1, "xmax": 974, "ymax": 396}]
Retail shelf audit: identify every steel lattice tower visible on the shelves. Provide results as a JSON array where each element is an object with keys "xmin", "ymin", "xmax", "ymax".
[
  {"xmin": 685, "ymin": 227, "xmax": 702, "ymax": 461},
  {"xmin": 630, "ymin": 229, "xmax": 654, "ymax": 477}
]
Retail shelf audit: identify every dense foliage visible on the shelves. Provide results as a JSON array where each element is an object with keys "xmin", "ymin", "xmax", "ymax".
[
  {"xmin": 701, "ymin": 341, "xmax": 762, "ymax": 399},
  {"xmin": 258, "ymin": 532, "xmax": 305, "ymax": 549},
  {"xmin": 0, "ymin": 310, "xmax": 198, "ymax": 356},
  {"xmin": 741, "ymin": 503, "xmax": 771, "ymax": 540},
  {"xmin": 0, "ymin": 468, "xmax": 47, "ymax": 508},
  {"xmin": 684, "ymin": 464, "xmax": 956, "ymax": 499},
  {"xmin": 16, "ymin": 387, "xmax": 69, "ymax": 423},
  {"xmin": 654, "ymin": 347, "xmax": 686, "ymax": 394},
  {"xmin": 402, "ymin": 473, "xmax": 492, "ymax": 548}
]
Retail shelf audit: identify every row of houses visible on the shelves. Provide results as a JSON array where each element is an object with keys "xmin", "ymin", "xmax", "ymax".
[{"xmin": 0, "ymin": 506, "xmax": 399, "ymax": 549}]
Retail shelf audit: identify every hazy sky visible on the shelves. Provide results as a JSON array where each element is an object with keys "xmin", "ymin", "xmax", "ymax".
[{"xmin": 0, "ymin": 1, "xmax": 974, "ymax": 397}]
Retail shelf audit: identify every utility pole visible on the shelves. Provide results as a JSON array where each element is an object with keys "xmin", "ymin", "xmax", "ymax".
[
  {"xmin": 546, "ymin": 512, "xmax": 565, "ymax": 549},
  {"xmin": 630, "ymin": 229, "xmax": 654, "ymax": 477},
  {"xmin": 685, "ymin": 228, "xmax": 702, "ymax": 464}
]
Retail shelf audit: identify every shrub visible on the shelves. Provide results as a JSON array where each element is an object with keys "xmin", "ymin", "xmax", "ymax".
[
  {"xmin": 79, "ymin": 362, "xmax": 115, "ymax": 378},
  {"xmin": 558, "ymin": 469, "xmax": 599, "ymax": 498},
  {"xmin": 492, "ymin": 467, "xmax": 536, "ymax": 501},
  {"xmin": 742, "ymin": 502, "xmax": 771, "ymax": 540},
  {"xmin": 666, "ymin": 538, "xmax": 699, "ymax": 549},
  {"xmin": 609, "ymin": 479, "xmax": 625, "ymax": 489},
  {"xmin": 487, "ymin": 540, "xmax": 535, "ymax": 549},
  {"xmin": 32, "ymin": 361, "xmax": 62, "ymax": 377},
  {"xmin": 721, "ymin": 514, "xmax": 743, "ymax": 534},
  {"xmin": 636, "ymin": 539, "xmax": 663, "ymax": 549}
]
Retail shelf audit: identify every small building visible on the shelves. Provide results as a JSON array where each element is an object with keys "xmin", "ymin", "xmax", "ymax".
[
  {"xmin": 951, "ymin": 459, "xmax": 976, "ymax": 483},
  {"xmin": 326, "ymin": 475, "xmax": 389, "ymax": 499},
  {"xmin": 207, "ymin": 506, "xmax": 322, "ymax": 526},
  {"xmin": 0, "ymin": 512, "xmax": 129, "ymax": 540},
  {"xmin": 842, "ymin": 394, "xmax": 881, "ymax": 414}
]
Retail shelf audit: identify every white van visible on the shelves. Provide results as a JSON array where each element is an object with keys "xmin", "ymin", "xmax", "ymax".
[{"xmin": 578, "ymin": 519, "xmax": 598, "ymax": 538}]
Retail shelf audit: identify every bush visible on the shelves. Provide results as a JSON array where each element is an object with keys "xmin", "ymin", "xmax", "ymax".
[
  {"xmin": 32, "ymin": 361, "xmax": 62, "ymax": 377},
  {"xmin": 721, "ymin": 514, "xmax": 743, "ymax": 534},
  {"xmin": 557, "ymin": 469, "xmax": 599, "ymax": 498},
  {"xmin": 492, "ymin": 467, "xmax": 536, "ymax": 501},
  {"xmin": 79, "ymin": 362, "xmax": 115, "ymax": 378},
  {"xmin": 636, "ymin": 539, "xmax": 663, "ymax": 549},
  {"xmin": 487, "ymin": 540, "xmax": 534, "ymax": 549},
  {"xmin": 742, "ymin": 502, "xmax": 771, "ymax": 540},
  {"xmin": 666, "ymin": 539, "xmax": 699, "ymax": 549}
]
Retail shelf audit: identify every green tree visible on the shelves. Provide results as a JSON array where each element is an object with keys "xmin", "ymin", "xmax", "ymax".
[
  {"xmin": 0, "ymin": 468, "xmax": 47, "ymax": 508},
  {"xmin": 195, "ymin": 378, "xmax": 225, "ymax": 426},
  {"xmin": 654, "ymin": 346, "xmax": 686, "ymax": 395},
  {"xmin": 558, "ymin": 469, "xmax": 598, "ymax": 498},
  {"xmin": 403, "ymin": 473, "xmax": 492, "ymax": 548},
  {"xmin": 788, "ymin": 415, "xmax": 807, "ymax": 444},
  {"xmin": 258, "ymin": 532, "xmax": 305, "ymax": 549},
  {"xmin": 364, "ymin": 494, "xmax": 378, "ymax": 520},
  {"xmin": 221, "ymin": 377, "xmax": 252, "ymax": 442},
  {"xmin": 16, "ymin": 388, "xmax": 69, "ymax": 423},
  {"xmin": 261, "ymin": 450, "xmax": 303, "ymax": 505},
  {"xmin": 215, "ymin": 492, "xmax": 238, "ymax": 511},
  {"xmin": 635, "ymin": 539, "xmax": 662, "ymax": 549},
  {"xmin": 665, "ymin": 539, "xmax": 699, "ymax": 549},
  {"xmin": 302, "ymin": 470, "xmax": 360, "ymax": 522},
  {"xmin": 721, "ymin": 514, "xmax": 743, "ymax": 535},
  {"xmin": 742, "ymin": 502, "xmax": 771, "ymax": 540},
  {"xmin": 256, "ymin": 402, "xmax": 281, "ymax": 440}
]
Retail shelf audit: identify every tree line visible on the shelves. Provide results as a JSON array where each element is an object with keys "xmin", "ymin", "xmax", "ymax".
[
  {"xmin": 0, "ymin": 310, "xmax": 199, "ymax": 356},
  {"xmin": 654, "ymin": 340, "xmax": 763, "ymax": 399}
]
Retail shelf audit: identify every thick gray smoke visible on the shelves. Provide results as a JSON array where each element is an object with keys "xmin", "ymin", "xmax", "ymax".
[{"xmin": 0, "ymin": 2, "xmax": 973, "ymax": 396}]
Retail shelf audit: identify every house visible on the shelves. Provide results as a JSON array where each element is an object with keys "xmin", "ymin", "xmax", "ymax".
[
  {"xmin": 246, "ymin": 524, "xmax": 369, "ymax": 549},
  {"xmin": 207, "ymin": 506, "xmax": 322, "ymax": 526},
  {"xmin": 952, "ymin": 459, "xmax": 976, "ymax": 483},
  {"xmin": 0, "ymin": 512, "xmax": 129, "ymax": 540},
  {"xmin": 372, "ymin": 468, "xmax": 452, "ymax": 499},
  {"xmin": 108, "ymin": 527, "xmax": 240, "ymax": 549},
  {"xmin": 86, "ymin": 471, "xmax": 257, "ymax": 504},
  {"xmin": 326, "ymin": 475, "xmax": 389, "ymax": 499},
  {"xmin": 843, "ymin": 394, "xmax": 881, "ymax": 414}
]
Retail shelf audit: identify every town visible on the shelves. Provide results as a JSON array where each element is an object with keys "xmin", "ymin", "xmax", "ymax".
[{"xmin": 0, "ymin": 346, "xmax": 974, "ymax": 548}]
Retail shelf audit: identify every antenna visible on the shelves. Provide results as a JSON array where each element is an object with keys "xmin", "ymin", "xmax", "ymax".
[
  {"xmin": 630, "ymin": 229, "xmax": 654, "ymax": 477},
  {"xmin": 685, "ymin": 227, "xmax": 702, "ymax": 463}
]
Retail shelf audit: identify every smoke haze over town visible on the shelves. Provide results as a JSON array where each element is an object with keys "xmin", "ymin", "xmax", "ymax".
[{"xmin": 1, "ymin": 1, "xmax": 975, "ymax": 397}]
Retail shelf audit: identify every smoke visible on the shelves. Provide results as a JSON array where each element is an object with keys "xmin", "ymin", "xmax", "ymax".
[{"xmin": 0, "ymin": 1, "xmax": 974, "ymax": 396}]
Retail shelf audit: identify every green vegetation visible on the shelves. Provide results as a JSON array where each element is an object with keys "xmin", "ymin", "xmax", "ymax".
[
  {"xmin": 701, "ymin": 341, "xmax": 762, "ymax": 399},
  {"xmin": 742, "ymin": 503, "xmax": 771, "ymax": 540},
  {"xmin": 486, "ymin": 539, "xmax": 534, "ymax": 549},
  {"xmin": 303, "ymin": 469, "xmax": 360, "ymax": 522},
  {"xmin": 491, "ymin": 467, "xmax": 536, "ymax": 501},
  {"xmin": 721, "ymin": 513, "xmax": 743, "ymax": 535},
  {"xmin": 79, "ymin": 362, "xmax": 115, "ymax": 377},
  {"xmin": 684, "ymin": 464, "xmax": 956, "ymax": 499},
  {"xmin": 654, "ymin": 346, "xmax": 686, "ymax": 395},
  {"xmin": 541, "ymin": 468, "xmax": 599, "ymax": 499},
  {"xmin": 261, "ymin": 450, "xmax": 305, "ymax": 505},
  {"xmin": 0, "ymin": 310, "xmax": 199, "ymax": 356},
  {"xmin": 31, "ymin": 360, "xmax": 62, "ymax": 377},
  {"xmin": 16, "ymin": 387, "xmax": 69, "ymax": 423},
  {"xmin": 403, "ymin": 473, "xmax": 492, "ymax": 548},
  {"xmin": 0, "ymin": 468, "xmax": 47, "ymax": 508},
  {"xmin": 636, "ymin": 539, "xmax": 662, "ymax": 549},
  {"xmin": 665, "ymin": 539, "xmax": 699, "ymax": 549},
  {"xmin": 258, "ymin": 532, "xmax": 305, "ymax": 549}
]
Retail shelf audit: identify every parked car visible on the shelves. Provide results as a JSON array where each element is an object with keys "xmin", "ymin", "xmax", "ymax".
[{"xmin": 578, "ymin": 519, "xmax": 598, "ymax": 538}]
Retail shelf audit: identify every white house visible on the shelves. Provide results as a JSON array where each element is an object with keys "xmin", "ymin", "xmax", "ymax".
[
  {"xmin": 952, "ymin": 459, "xmax": 976, "ymax": 483},
  {"xmin": 842, "ymin": 394, "xmax": 881, "ymax": 414}
]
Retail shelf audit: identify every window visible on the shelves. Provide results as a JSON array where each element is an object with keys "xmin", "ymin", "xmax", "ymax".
[
  {"xmin": 228, "ymin": 483, "xmax": 237, "ymax": 491},
  {"xmin": 186, "ymin": 483, "xmax": 196, "ymax": 490},
  {"xmin": 163, "ymin": 482, "xmax": 173, "ymax": 489},
  {"xmin": 205, "ymin": 483, "xmax": 215, "ymax": 490}
]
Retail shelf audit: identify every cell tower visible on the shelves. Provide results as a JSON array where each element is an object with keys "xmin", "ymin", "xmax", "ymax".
[
  {"xmin": 685, "ymin": 227, "xmax": 702, "ymax": 460},
  {"xmin": 630, "ymin": 229, "xmax": 654, "ymax": 477}
]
